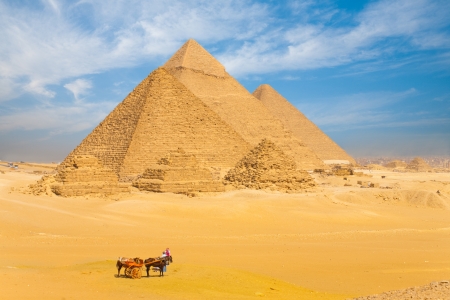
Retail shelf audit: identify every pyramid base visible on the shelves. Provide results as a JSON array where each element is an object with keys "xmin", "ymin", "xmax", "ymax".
[
  {"xmin": 51, "ymin": 182, "xmax": 130, "ymax": 197},
  {"xmin": 133, "ymin": 179, "xmax": 224, "ymax": 194},
  {"xmin": 226, "ymin": 180, "xmax": 316, "ymax": 192}
]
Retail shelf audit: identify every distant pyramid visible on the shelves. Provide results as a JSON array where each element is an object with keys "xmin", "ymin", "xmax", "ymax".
[
  {"xmin": 60, "ymin": 68, "xmax": 250, "ymax": 179},
  {"xmin": 163, "ymin": 39, "xmax": 326, "ymax": 170},
  {"xmin": 406, "ymin": 157, "xmax": 432, "ymax": 172},
  {"xmin": 253, "ymin": 84, "xmax": 356, "ymax": 165},
  {"xmin": 385, "ymin": 160, "xmax": 407, "ymax": 168},
  {"xmin": 224, "ymin": 139, "xmax": 315, "ymax": 192}
]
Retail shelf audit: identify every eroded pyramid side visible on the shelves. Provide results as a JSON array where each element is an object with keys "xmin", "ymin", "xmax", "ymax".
[
  {"xmin": 224, "ymin": 139, "xmax": 315, "ymax": 192},
  {"xmin": 163, "ymin": 40, "xmax": 326, "ymax": 171},
  {"xmin": 253, "ymin": 84, "xmax": 356, "ymax": 165},
  {"xmin": 59, "ymin": 75, "xmax": 152, "ymax": 174},
  {"xmin": 118, "ymin": 68, "xmax": 251, "ymax": 177}
]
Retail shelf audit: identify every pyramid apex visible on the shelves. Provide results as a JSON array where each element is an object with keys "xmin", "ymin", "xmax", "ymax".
[
  {"xmin": 253, "ymin": 84, "xmax": 278, "ymax": 100},
  {"xmin": 163, "ymin": 39, "xmax": 226, "ymax": 77}
]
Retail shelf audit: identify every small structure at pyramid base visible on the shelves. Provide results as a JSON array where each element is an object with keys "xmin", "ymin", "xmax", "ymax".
[
  {"xmin": 132, "ymin": 149, "xmax": 224, "ymax": 195},
  {"xmin": 51, "ymin": 155, "xmax": 129, "ymax": 197},
  {"xmin": 224, "ymin": 139, "xmax": 315, "ymax": 192},
  {"xmin": 406, "ymin": 157, "xmax": 432, "ymax": 172}
]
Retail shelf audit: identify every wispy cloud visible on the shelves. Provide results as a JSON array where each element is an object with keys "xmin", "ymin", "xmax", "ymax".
[
  {"xmin": 220, "ymin": 0, "xmax": 450, "ymax": 75},
  {"xmin": 297, "ymin": 88, "xmax": 424, "ymax": 131},
  {"xmin": 0, "ymin": 0, "xmax": 449, "ymax": 141},
  {"xmin": 64, "ymin": 79, "xmax": 92, "ymax": 103},
  {"xmin": 0, "ymin": 101, "xmax": 115, "ymax": 133},
  {"xmin": 0, "ymin": 0, "xmax": 269, "ymax": 101}
]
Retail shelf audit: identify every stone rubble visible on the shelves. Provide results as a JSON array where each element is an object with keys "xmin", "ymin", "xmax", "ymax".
[
  {"xmin": 224, "ymin": 139, "xmax": 315, "ymax": 192},
  {"xmin": 349, "ymin": 280, "xmax": 450, "ymax": 300}
]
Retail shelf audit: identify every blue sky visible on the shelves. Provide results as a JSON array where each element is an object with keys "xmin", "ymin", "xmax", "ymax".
[{"xmin": 0, "ymin": 0, "xmax": 449, "ymax": 162}]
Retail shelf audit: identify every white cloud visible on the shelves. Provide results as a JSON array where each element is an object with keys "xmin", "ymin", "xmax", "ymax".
[
  {"xmin": 0, "ymin": 101, "xmax": 115, "ymax": 133},
  {"xmin": 64, "ymin": 79, "xmax": 92, "ymax": 103},
  {"xmin": 220, "ymin": 0, "xmax": 450, "ymax": 75},
  {"xmin": 0, "ymin": 0, "xmax": 448, "ymax": 101},
  {"xmin": 0, "ymin": 0, "xmax": 269, "ymax": 101},
  {"xmin": 297, "ymin": 88, "xmax": 420, "ymax": 130}
]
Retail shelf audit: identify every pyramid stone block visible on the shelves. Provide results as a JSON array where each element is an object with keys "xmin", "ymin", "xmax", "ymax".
[
  {"xmin": 60, "ymin": 68, "xmax": 251, "ymax": 180},
  {"xmin": 52, "ymin": 155, "xmax": 129, "ymax": 197},
  {"xmin": 133, "ymin": 148, "xmax": 224, "ymax": 194},
  {"xmin": 253, "ymin": 84, "xmax": 356, "ymax": 165},
  {"xmin": 224, "ymin": 139, "xmax": 315, "ymax": 192},
  {"xmin": 163, "ymin": 40, "xmax": 326, "ymax": 171}
]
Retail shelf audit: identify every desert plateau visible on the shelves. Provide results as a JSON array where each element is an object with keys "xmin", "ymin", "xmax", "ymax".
[{"xmin": 1, "ymin": 162, "xmax": 449, "ymax": 299}]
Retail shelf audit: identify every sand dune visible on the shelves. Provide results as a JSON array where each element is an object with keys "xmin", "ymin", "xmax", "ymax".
[{"xmin": 1, "ymin": 166, "xmax": 449, "ymax": 299}]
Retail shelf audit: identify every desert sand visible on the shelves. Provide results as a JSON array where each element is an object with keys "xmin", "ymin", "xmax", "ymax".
[{"xmin": 1, "ymin": 163, "xmax": 449, "ymax": 299}]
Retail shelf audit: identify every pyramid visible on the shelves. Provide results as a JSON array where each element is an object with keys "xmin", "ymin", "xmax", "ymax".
[
  {"xmin": 60, "ymin": 68, "xmax": 251, "ymax": 179},
  {"xmin": 163, "ymin": 39, "xmax": 326, "ymax": 171},
  {"xmin": 52, "ymin": 155, "xmax": 129, "ymax": 196},
  {"xmin": 133, "ymin": 148, "xmax": 224, "ymax": 194},
  {"xmin": 406, "ymin": 157, "xmax": 432, "ymax": 172},
  {"xmin": 385, "ymin": 160, "xmax": 407, "ymax": 168},
  {"xmin": 224, "ymin": 139, "xmax": 315, "ymax": 192},
  {"xmin": 253, "ymin": 84, "xmax": 356, "ymax": 165}
]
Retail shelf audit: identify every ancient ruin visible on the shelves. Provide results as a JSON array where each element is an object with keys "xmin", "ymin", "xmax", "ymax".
[
  {"xmin": 133, "ymin": 148, "xmax": 224, "ymax": 195},
  {"xmin": 385, "ymin": 160, "xmax": 407, "ymax": 168},
  {"xmin": 224, "ymin": 139, "xmax": 316, "ymax": 192},
  {"xmin": 163, "ymin": 39, "xmax": 326, "ymax": 171},
  {"xmin": 51, "ymin": 155, "xmax": 129, "ymax": 196},
  {"xmin": 253, "ymin": 84, "xmax": 355, "ymax": 165},
  {"xmin": 50, "ymin": 39, "xmax": 369, "ymax": 196},
  {"xmin": 60, "ymin": 68, "xmax": 250, "ymax": 179},
  {"xmin": 406, "ymin": 157, "xmax": 432, "ymax": 172}
]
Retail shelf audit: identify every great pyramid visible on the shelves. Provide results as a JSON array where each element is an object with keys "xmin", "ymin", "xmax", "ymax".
[
  {"xmin": 224, "ymin": 139, "xmax": 315, "ymax": 192},
  {"xmin": 252, "ymin": 84, "xmax": 356, "ymax": 165},
  {"xmin": 60, "ymin": 68, "xmax": 251, "ymax": 179},
  {"xmin": 163, "ymin": 39, "xmax": 326, "ymax": 171}
]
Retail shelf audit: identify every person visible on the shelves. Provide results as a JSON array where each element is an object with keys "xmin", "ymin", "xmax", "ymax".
[
  {"xmin": 165, "ymin": 248, "xmax": 170, "ymax": 257},
  {"xmin": 161, "ymin": 251, "xmax": 167, "ymax": 272}
]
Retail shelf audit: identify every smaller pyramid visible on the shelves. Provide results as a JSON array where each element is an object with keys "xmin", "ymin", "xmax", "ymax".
[
  {"xmin": 406, "ymin": 157, "xmax": 432, "ymax": 172},
  {"xmin": 52, "ymin": 155, "xmax": 129, "ymax": 197},
  {"xmin": 385, "ymin": 160, "xmax": 407, "ymax": 168},
  {"xmin": 224, "ymin": 139, "xmax": 315, "ymax": 192},
  {"xmin": 133, "ymin": 148, "xmax": 224, "ymax": 195},
  {"xmin": 253, "ymin": 84, "xmax": 356, "ymax": 165}
]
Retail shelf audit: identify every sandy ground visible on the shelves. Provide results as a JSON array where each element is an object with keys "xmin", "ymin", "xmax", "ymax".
[{"xmin": 0, "ymin": 163, "xmax": 449, "ymax": 299}]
